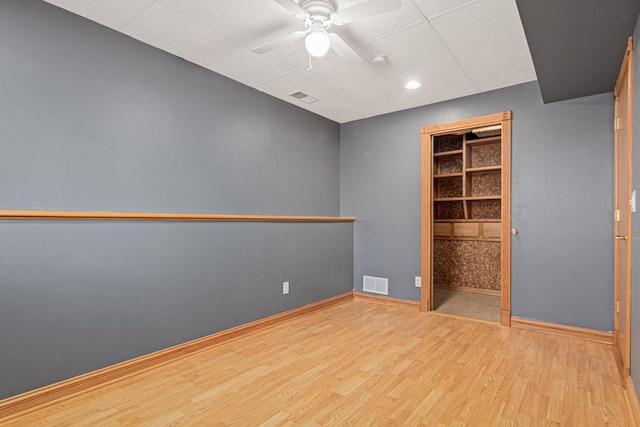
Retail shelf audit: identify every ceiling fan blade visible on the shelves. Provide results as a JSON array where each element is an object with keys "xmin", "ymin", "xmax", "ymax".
[
  {"xmin": 332, "ymin": 0, "xmax": 401, "ymax": 24},
  {"xmin": 272, "ymin": 0, "xmax": 307, "ymax": 18},
  {"xmin": 253, "ymin": 31, "xmax": 306, "ymax": 54},
  {"xmin": 328, "ymin": 33, "xmax": 364, "ymax": 65}
]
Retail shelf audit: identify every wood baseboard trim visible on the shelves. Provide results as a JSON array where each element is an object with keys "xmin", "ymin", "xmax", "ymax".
[
  {"xmin": 353, "ymin": 291, "xmax": 420, "ymax": 310},
  {"xmin": 626, "ymin": 376, "xmax": 640, "ymax": 427},
  {"xmin": 435, "ymin": 284, "xmax": 501, "ymax": 296},
  {"xmin": 511, "ymin": 317, "xmax": 613, "ymax": 346},
  {"xmin": 0, "ymin": 291, "xmax": 353, "ymax": 421}
]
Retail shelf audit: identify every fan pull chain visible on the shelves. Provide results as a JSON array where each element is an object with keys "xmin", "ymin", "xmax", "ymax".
[{"xmin": 308, "ymin": 54, "xmax": 313, "ymax": 71}]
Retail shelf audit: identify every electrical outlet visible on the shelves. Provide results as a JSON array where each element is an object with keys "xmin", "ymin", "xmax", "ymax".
[
  {"xmin": 283, "ymin": 281, "xmax": 289, "ymax": 294},
  {"xmin": 415, "ymin": 276, "xmax": 421, "ymax": 288}
]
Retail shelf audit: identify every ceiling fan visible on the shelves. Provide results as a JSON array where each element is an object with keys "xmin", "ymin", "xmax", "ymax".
[{"xmin": 253, "ymin": 0, "xmax": 401, "ymax": 64}]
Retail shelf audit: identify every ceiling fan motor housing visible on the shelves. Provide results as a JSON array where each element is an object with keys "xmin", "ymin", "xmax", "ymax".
[
  {"xmin": 255, "ymin": 0, "xmax": 401, "ymax": 62},
  {"xmin": 299, "ymin": 0, "xmax": 337, "ymax": 24}
]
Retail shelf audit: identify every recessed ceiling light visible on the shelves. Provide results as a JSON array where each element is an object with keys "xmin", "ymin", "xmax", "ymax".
[{"xmin": 404, "ymin": 80, "xmax": 421, "ymax": 90}]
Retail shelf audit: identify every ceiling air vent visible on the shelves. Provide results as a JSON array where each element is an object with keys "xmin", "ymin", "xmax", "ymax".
[{"xmin": 289, "ymin": 91, "xmax": 319, "ymax": 104}]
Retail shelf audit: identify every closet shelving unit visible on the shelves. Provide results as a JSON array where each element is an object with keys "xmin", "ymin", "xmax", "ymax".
[
  {"xmin": 429, "ymin": 130, "xmax": 503, "ymax": 306},
  {"xmin": 432, "ymin": 133, "xmax": 502, "ymax": 241}
]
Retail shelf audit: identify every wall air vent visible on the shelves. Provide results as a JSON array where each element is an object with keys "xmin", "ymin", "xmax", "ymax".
[
  {"xmin": 363, "ymin": 275, "xmax": 388, "ymax": 295},
  {"xmin": 289, "ymin": 91, "xmax": 318, "ymax": 104}
]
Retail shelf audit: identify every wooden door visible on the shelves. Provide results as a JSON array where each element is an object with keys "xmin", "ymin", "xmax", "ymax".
[
  {"xmin": 420, "ymin": 111, "xmax": 512, "ymax": 326},
  {"xmin": 614, "ymin": 36, "xmax": 633, "ymax": 380}
]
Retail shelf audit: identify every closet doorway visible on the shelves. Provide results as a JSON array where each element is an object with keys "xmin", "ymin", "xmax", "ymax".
[{"xmin": 420, "ymin": 112, "xmax": 512, "ymax": 326}]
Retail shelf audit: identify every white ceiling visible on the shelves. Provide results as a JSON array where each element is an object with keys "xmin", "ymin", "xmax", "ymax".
[{"xmin": 43, "ymin": 0, "xmax": 537, "ymax": 123}]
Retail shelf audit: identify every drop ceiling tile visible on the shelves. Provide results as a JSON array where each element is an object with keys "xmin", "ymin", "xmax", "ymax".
[
  {"xmin": 412, "ymin": 0, "xmax": 479, "ymax": 19},
  {"xmin": 296, "ymin": 56, "xmax": 402, "ymax": 108},
  {"xmin": 419, "ymin": 83, "xmax": 480, "ymax": 105},
  {"xmin": 257, "ymin": 73, "xmax": 361, "ymax": 117},
  {"xmin": 188, "ymin": 48, "xmax": 290, "ymax": 88},
  {"xmin": 365, "ymin": 93, "xmax": 433, "ymax": 116},
  {"xmin": 331, "ymin": 108, "xmax": 374, "ymax": 123},
  {"xmin": 361, "ymin": 22, "xmax": 472, "ymax": 92},
  {"xmin": 44, "ymin": 0, "xmax": 157, "ymax": 29},
  {"xmin": 334, "ymin": 0, "xmax": 425, "ymax": 45},
  {"xmin": 429, "ymin": 0, "xmax": 534, "ymax": 83},
  {"xmin": 122, "ymin": 2, "xmax": 289, "ymax": 85},
  {"xmin": 475, "ymin": 68, "xmax": 537, "ymax": 92},
  {"xmin": 160, "ymin": 0, "xmax": 303, "ymax": 50},
  {"xmin": 123, "ymin": 2, "xmax": 225, "ymax": 58}
]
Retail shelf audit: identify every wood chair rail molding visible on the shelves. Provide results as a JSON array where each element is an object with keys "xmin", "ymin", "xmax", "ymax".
[{"xmin": 0, "ymin": 210, "xmax": 356, "ymax": 223}]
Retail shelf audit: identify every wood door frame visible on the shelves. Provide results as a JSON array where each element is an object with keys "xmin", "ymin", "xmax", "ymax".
[
  {"xmin": 614, "ymin": 36, "xmax": 633, "ymax": 378},
  {"xmin": 420, "ymin": 111, "xmax": 512, "ymax": 326}
]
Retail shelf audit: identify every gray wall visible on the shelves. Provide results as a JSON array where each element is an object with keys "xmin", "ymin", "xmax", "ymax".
[
  {"xmin": 0, "ymin": 0, "xmax": 339, "ymax": 215},
  {"xmin": 0, "ymin": 0, "xmax": 352, "ymax": 399},
  {"xmin": 341, "ymin": 81, "xmax": 614, "ymax": 331},
  {"xmin": 630, "ymin": 11, "xmax": 640, "ymax": 393},
  {"xmin": 0, "ymin": 221, "xmax": 352, "ymax": 399}
]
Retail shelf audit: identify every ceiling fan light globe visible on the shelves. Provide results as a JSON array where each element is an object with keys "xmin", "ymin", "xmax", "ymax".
[{"xmin": 305, "ymin": 31, "xmax": 331, "ymax": 57}]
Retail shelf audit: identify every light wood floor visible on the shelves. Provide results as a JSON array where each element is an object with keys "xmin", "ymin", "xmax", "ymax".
[{"xmin": 3, "ymin": 301, "xmax": 632, "ymax": 426}]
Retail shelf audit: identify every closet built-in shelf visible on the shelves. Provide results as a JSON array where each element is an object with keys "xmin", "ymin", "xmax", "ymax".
[
  {"xmin": 434, "ymin": 196, "xmax": 500, "ymax": 202},
  {"xmin": 434, "ymin": 219, "xmax": 500, "ymax": 223},
  {"xmin": 434, "ymin": 172, "xmax": 463, "ymax": 178},
  {"xmin": 465, "ymin": 136, "xmax": 501, "ymax": 146},
  {"xmin": 434, "ymin": 197, "xmax": 463, "ymax": 202},
  {"xmin": 433, "ymin": 149, "xmax": 463, "ymax": 157},
  {"xmin": 466, "ymin": 166, "xmax": 501, "ymax": 173},
  {"xmin": 466, "ymin": 196, "xmax": 501, "ymax": 201}
]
